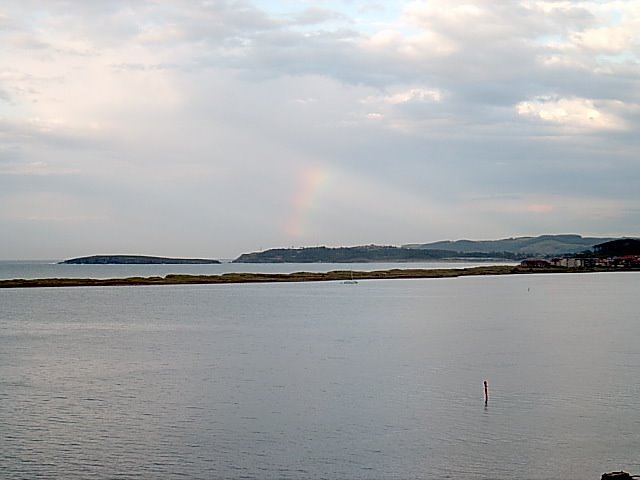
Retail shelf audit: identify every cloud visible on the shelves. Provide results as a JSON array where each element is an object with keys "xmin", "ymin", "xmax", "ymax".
[
  {"xmin": 289, "ymin": 7, "xmax": 347, "ymax": 26},
  {"xmin": 0, "ymin": 0, "xmax": 639, "ymax": 258},
  {"xmin": 456, "ymin": 192, "xmax": 631, "ymax": 238},
  {"xmin": 516, "ymin": 96, "xmax": 625, "ymax": 130},
  {"xmin": 0, "ymin": 191, "xmax": 110, "ymax": 224},
  {"xmin": 526, "ymin": 204, "xmax": 555, "ymax": 214},
  {"xmin": 571, "ymin": 26, "xmax": 635, "ymax": 53},
  {"xmin": 382, "ymin": 87, "xmax": 442, "ymax": 105}
]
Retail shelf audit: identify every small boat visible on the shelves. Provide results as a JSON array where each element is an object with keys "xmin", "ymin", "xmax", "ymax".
[{"xmin": 343, "ymin": 271, "xmax": 358, "ymax": 284}]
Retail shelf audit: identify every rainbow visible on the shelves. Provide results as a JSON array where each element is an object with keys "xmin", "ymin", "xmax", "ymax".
[{"xmin": 285, "ymin": 166, "xmax": 329, "ymax": 240}]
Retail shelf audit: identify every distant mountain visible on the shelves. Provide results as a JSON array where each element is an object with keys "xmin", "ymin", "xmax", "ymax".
[
  {"xmin": 404, "ymin": 234, "xmax": 615, "ymax": 257},
  {"xmin": 61, "ymin": 255, "xmax": 221, "ymax": 265},
  {"xmin": 233, "ymin": 245, "xmax": 517, "ymax": 263}
]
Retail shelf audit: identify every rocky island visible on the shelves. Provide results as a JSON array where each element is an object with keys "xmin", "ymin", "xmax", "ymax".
[{"xmin": 60, "ymin": 255, "xmax": 221, "ymax": 265}]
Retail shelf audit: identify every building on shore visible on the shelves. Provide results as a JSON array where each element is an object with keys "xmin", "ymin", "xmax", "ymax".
[
  {"xmin": 549, "ymin": 257, "xmax": 585, "ymax": 268},
  {"xmin": 520, "ymin": 259, "xmax": 551, "ymax": 268},
  {"xmin": 542, "ymin": 256, "xmax": 640, "ymax": 268}
]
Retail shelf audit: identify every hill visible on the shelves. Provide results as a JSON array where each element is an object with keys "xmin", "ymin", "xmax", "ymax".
[
  {"xmin": 593, "ymin": 238, "xmax": 640, "ymax": 257},
  {"xmin": 404, "ymin": 234, "xmax": 613, "ymax": 257},
  {"xmin": 232, "ymin": 245, "xmax": 515, "ymax": 263}
]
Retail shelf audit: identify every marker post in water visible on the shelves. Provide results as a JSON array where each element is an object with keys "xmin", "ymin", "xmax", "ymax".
[{"xmin": 484, "ymin": 380, "xmax": 489, "ymax": 405}]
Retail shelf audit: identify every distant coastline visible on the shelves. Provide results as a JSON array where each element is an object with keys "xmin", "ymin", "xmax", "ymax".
[
  {"xmin": 233, "ymin": 235, "xmax": 620, "ymax": 263},
  {"xmin": 232, "ymin": 245, "xmax": 516, "ymax": 263},
  {"xmin": 56, "ymin": 235, "xmax": 639, "ymax": 266},
  {"xmin": 2, "ymin": 265, "xmax": 638, "ymax": 289},
  {"xmin": 60, "ymin": 255, "xmax": 221, "ymax": 265}
]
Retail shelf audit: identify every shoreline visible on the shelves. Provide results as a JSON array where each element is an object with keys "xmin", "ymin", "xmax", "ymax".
[{"xmin": 1, "ymin": 265, "xmax": 637, "ymax": 289}]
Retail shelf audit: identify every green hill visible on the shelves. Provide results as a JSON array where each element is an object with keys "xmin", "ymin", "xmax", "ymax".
[
  {"xmin": 233, "ymin": 245, "xmax": 516, "ymax": 263},
  {"xmin": 404, "ymin": 234, "xmax": 614, "ymax": 257},
  {"xmin": 593, "ymin": 238, "xmax": 640, "ymax": 257}
]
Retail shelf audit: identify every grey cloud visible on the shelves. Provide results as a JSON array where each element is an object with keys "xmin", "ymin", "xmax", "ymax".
[
  {"xmin": 8, "ymin": 33, "xmax": 51, "ymax": 50},
  {"xmin": 0, "ymin": 87, "xmax": 11, "ymax": 103},
  {"xmin": 110, "ymin": 62, "xmax": 168, "ymax": 72},
  {"xmin": 151, "ymin": 0, "xmax": 282, "ymax": 46},
  {"xmin": 1, "ymin": 1, "xmax": 639, "ymax": 258},
  {"xmin": 0, "ymin": 119, "xmax": 108, "ymax": 151},
  {"xmin": 171, "ymin": 3, "xmax": 622, "ymax": 131}
]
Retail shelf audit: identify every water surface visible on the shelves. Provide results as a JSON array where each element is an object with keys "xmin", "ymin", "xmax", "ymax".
[
  {"xmin": 2, "ymin": 273, "xmax": 639, "ymax": 479},
  {"xmin": 0, "ymin": 260, "xmax": 516, "ymax": 280}
]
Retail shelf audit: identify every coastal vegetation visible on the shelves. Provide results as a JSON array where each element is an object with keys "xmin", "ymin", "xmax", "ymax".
[{"xmin": 2, "ymin": 264, "xmax": 638, "ymax": 289}]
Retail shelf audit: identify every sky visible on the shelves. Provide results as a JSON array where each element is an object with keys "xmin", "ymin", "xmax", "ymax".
[{"xmin": 1, "ymin": 0, "xmax": 639, "ymax": 259}]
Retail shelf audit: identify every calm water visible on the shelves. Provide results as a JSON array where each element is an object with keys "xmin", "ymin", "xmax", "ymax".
[
  {"xmin": 0, "ymin": 260, "xmax": 515, "ymax": 280},
  {"xmin": 2, "ymin": 273, "xmax": 640, "ymax": 479}
]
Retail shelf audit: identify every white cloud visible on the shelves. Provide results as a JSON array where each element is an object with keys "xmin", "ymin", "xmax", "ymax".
[
  {"xmin": 516, "ymin": 96, "xmax": 625, "ymax": 130},
  {"xmin": 360, "ymin": 28, "xmax": 457, "ymax": 58},
  {"xmin": 383, "ymin": 88, "xmax": 442, "ymax": 104},
  {"xmin": 136, "ymin": 25, "xmax": 187, "ymax": 45},
  {"xmin": 571, "ymin": 26, "xmax": 635, "ymax": 53},
  {"xmin": 362, "ymin": 86, "xmax": 442, "ymax": 108}
]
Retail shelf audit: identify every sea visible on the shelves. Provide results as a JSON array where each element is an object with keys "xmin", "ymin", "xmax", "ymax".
[
  {"xmin": 0, "ymin": 260, "xmax": 515, "ymax": 280},
  {"xmin": 1, "ymin": 260, "xmax": 639, "ymax": 479}
]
